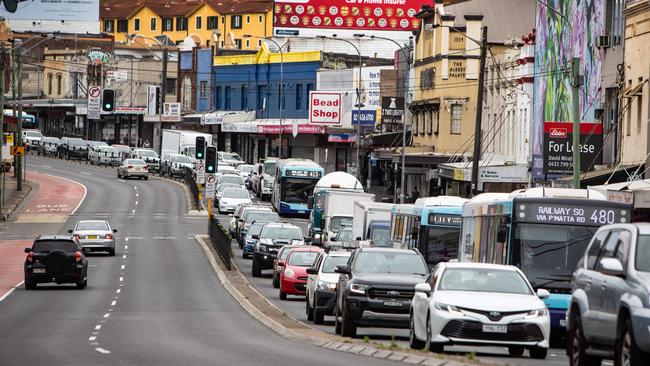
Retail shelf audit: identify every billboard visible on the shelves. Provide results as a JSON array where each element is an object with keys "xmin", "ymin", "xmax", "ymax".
[
  {"xmin": 273, "ymin": 0, "xmax": 425, "ymax": 32},
  {"xmin": 309, "ymin": 92, "xmax": 341, "ymax": 125},
  {"xmin": 381, "ymin": 96, "xmax": 404, "ymax": 124},
  {"xmin": 0, "ymin": 0, "xmax": 99, "ymax": 21},
  {"xmin": 542, "ymin": 121, "xmax": 603, "ymax": 175}
]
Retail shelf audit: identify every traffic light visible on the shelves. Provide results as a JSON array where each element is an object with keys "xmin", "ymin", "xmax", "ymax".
[
  {"xmin": 205, "ymin": 146, "xmax": 216, "ymax": 174},
  {"xmin": 102, "ymin": 89, "xmax": 115, "ymax": 112},
  {"xmin": 195, "ymin": 136, "xmax": 205, "ymax": 159}
]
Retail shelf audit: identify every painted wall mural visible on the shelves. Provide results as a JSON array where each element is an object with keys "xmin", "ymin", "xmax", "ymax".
[{"xmin": 532, "ymin": 0, "xmax": 604, "ymax": 179}]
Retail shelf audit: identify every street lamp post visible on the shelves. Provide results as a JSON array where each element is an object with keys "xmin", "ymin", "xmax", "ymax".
[
  {"xmin": 244, "ymin": 35, "xmax": 284, "ymax": 158},
  {"xmin": 317, "ymin": 34, "xmax": 363, "ymax": 181},
  {"xmin": 368, "ymin": 35, "xmax": 412, "ymax": 204}
]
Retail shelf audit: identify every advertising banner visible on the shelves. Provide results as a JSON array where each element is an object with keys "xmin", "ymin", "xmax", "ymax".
[
  {"xmin": 257, "ymin": 124, "xmax": 326, "ymax": 134},
  {"xmin": 161, "ymin": 103, "xmax": 181, "ymax": 122},
  {"xmin": 381, "ymin": 96, "xmax": 404, "ymax": 124},
  {"xmin": 0, "ymin": 0, "xmax": 99, "ymax": 21},
  {"xmin": 147, "ymin": 86, "xmax": 160, "ymax": 116},
  {"xmin": 328, "ymin": 133, "xmax": 356, "ymax": 143},
  {"xmin": 273, "ymin": 0, "xmax": 424, "ymax": 31},
  {"xmin": 309, "ymin": 92, "xmax": 341, "ymax": 125},
  {"xmin": 542, "ymin": 121, "xmax": 603, "ymax": 175}
]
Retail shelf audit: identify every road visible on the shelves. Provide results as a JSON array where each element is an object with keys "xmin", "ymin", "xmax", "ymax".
[
  {"xmin": 0, "ymin": 155, "xmax": 405, "ymax": 366},
  {"xmin": 222, "ymin": 196, "xmax": 575, "ymax": 366}
]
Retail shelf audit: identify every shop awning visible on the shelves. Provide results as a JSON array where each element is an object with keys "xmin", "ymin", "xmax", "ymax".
[
  {"xmin": 556, "ymin": 164, "xmax": 643, "ymax": 188},
  {"xmin": 438, "ymin": 161, "xmax": 529, "ymax": 184},
  {"xmin": 220, "ymin": 119, "xmax": 328, "ymax": 134}
]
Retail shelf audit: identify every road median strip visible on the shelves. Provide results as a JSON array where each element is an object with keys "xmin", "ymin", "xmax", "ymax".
[{"xmin": 194, "ymin": 234, "xmax": 484, "ymax": 366}]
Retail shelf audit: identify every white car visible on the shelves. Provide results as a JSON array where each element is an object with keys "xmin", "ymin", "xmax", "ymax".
[
  {"xmin": 215, "ymin": 183, "xmax": 242, "ymax": 204},
  {"xmin": 305, "ymin": 251, "xmax": 351, "ymax": 324},
  {"xmin": 218, "ymin": 188, "xmax": 251, "ymax": 214},
  {"xmin": 217, "ymin": 173, "xmax": 246, "ymax": 188},
  {"xmin": 216, "ymin": 164, "xmax": 237, "ymax": 177},
  {"xmin": 23, "ymin": 130, "xmax": 44, "ymax": 150},
  {"xmin": 236, "ymin": 164, "xmax": 255, "ymax": 177},
  {"xmin": 89, "ymin": 145, "xmax": 121, "ymax": 166},
  {"xmin": 162, "ymin": 153, "xmax": 193, "ymax": 177},
  {"xmin": 409, "ymin": 262, "xmax": 550, "ymax": 359}
]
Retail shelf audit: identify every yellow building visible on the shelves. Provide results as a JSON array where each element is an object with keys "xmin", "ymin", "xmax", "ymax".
[{"xmin": 100, "ymin": 0, "xmax": 272, "ymax": 50}]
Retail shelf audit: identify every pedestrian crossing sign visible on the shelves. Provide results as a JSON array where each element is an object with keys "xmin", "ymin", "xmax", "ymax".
[{"xmin": 10, "ymin": 146, "xmax": 25, "ymax": 156}]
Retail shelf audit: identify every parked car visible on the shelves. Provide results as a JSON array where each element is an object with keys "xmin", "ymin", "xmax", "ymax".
[
  {"xmin": 334, "ymin": 247, "xmax": 428, "ymax": 337},
  {"xmin": 251, "ymin": 222, "xmax": 304, "ymax": 277},
  {"xmin": 69, "ymin": 220, "xmax": 117, "ymax": 256},
  {"xmin": 37, "ymin": 136, "xmax": 60, "ymax": 156},
  {"xmin": 410, "ymin": 262, "xmax": 550, "ymax": 359},
  {"xmin": 218, "ymin": 188, "xmax": 251, "ymax": 214},
  {"xmin": 306, "ymin": 251, "xmax": 352, "ymax": 324},
  {"xmin": 279, "ymin": 246, "xmax": 323, "ymax": 300},
  {"xmin": 229, "ymin": 205, "xmax": 271, "ymax": 237},
  {"xmin": 131, "ymin": 148, "xmax": 160, "ymax": 172},
  {"xmin": 86, "ymin": 140, "xmax": 108, "ymax": 151},
  {"xmin": 112, "ymin": 144, "xmax": 132, "ymax": 161},
  {"xmin": 243, "ymin": 222, "xmax": 266, "ymax": 259},
  {"xmin": 161, "ymin": 153, "xmax": 193, "ymax": 177},
  {"xmin": 218, "ymin": 151, "xmax": 244, "ymax": 167},
  {"xmin": 23, "ymin": 129, "xmax": 43, "ymax": 151},
  {"xmin": 89, "ymin": 145, "xmax": 121, "ymax": 166},
  {"xmin": 237, "ymin": 209, "xmax": 280, "ymax": 247},
  {"xmin": 273, "ymin": 245, "xmax": 294, "ymax": 288},
  {"xmin": 117, "ymin": 159, "xmax": 149, "ymax": 180},
  {"xmin": 24, "ymin": 235, "xmax": 88, "ymax": 289},
  {"xmin": 568, "ymin": 223, "xmax": 650, "ymax": 366},
  {"xmin": 59, "ymin": 137, "xmax": 88, "ymax": 160}
]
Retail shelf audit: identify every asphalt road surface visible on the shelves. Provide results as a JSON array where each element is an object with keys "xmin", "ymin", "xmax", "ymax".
[
  {"xmin": 223, "ymin": 196, "xmax": 576, "ymax": 366},
  {"xmin": 0, "ymin": 156, "xmax": 407, "ymax": 366}
]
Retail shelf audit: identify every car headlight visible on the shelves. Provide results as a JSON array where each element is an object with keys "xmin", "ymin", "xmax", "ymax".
[
  {"xmin": 317, "ymin": 280, "xmax": 337, "ymax": 292},
  {"xmin": 350, "ymin": 283, "xmax": 369, "ymax": 294},
  {"xmin": 258, "ymin": 244, "xmax": 267, "ymax": 252},
  {"xmin": 525, "ymin": 308, "xmax": 549, "ymax": 319},
  {"xmin": 434, "ymin": 302, "xmax": 464, "ymax": 315},
  {"xmin": 284, "ymin": 269, "xmax": 296, "ymax": 278}
]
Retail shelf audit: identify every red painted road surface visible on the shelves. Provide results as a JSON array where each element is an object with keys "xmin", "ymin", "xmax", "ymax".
[{"xmin": 0, "ymin": 172, "xmax": 85, "ymax": 298}]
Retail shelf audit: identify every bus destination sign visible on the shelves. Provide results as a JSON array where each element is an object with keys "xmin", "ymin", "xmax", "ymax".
[
  {"xmin": 286, "ymin": 169, "xmax": 322, "ymax": 178},
  {"xmin": 428, "ymin": 214, "xmax": 462, "ymax": 226},
  {"xmin": 516, "ymin": 203, "xmax": 630, "ymax": 226}
]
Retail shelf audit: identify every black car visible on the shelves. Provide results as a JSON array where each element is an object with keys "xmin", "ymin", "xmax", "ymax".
[
  {"xmin": 59, "ymin": 137, "xmax": 88, "ymax": 161},
  {"xmin": 334, "ymin": 247, "xmax": 428, "ymax": 337},
  {"xmin": 24, "ymin": 235, "xmax": 89, "ymax": 289},
  {"xmin": 251, "ymin": 223, "xmax": 304, "ymax": 277}
]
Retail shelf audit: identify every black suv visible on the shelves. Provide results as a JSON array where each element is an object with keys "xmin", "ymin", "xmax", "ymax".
[
  {"xmin": 24, "ymin": 236, "xmax": 89, "ymax": 289},
  {"xmin": 59, "ymin": 137, "xmax": 88, "ymax": 161},
  {"xmin": 334, "ymin": 247, "xmax": 428, "ymax": 337}
]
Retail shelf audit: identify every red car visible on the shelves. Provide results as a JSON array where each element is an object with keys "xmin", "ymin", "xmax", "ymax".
[{"xmin": 279, "ymin": 246, "xmax": 323, "ymax": 300}]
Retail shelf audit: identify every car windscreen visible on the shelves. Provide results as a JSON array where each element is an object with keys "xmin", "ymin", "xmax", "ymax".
[
  {"xmin": 370, "ymin": 226, "xmax": 390, "ymax": 247},
  {"xmin": 322, "ymin": 255, "xmax": 350, "ymax": 273},
  {"xmin": 100, "ymin": 147, "xmax": 118, "ymax": 153},
  {"xmin": 223, "ymin": 189, "xmax": 249, "ymax": 199},
  {"xmin": 278, "ymin": 247, "xmax": 292, "ymax": 260},
  {"xmin": 246, "ymin": 223, "xmax": 265, "ymax": 238},
  {"xmin": 68, "ymin": 139, "xmax": 85, "ymax": 146},
  {"xmin": 335, "ymin": 227, "xmax": 353, "ymax": 242},
  {"xmin": 171, "ymin": 155, "xmax": 191, "ymax": 163},
  {"xmin": 93, "ymin": 142, "xmax": 109, "ymax": 147},
  {"xmin": 288, "ymin": 251, "xmax": 319, "ymax": 266},
  {"xmin": 44, "ymin": 137, "xmax": 60, "ymax": 143},
  {"xmin": 137, "ymin": 150, "xmax": 158, "ymax": 158},
  {"xmin": 222, "ymin": 152, "xmax": 242, "ymax": 161},
  {"xmin": 33, "ymin": 240, "xmax": 77, "ymax": 253},
  {"xmin": 217, "ymin": 184, "xmax": 240, "ymax": 192},
  {"xmin": 353, "ymin": 251, "xmax": 427, "ymax": 275},
  {"xmin": 438, "ymin": 268, "xmax": 533, "ymax": 295},
  {"xmin": 76, "ymin": 221, "xmax": 109, "ymax": 231},
  {"xmin": 26, "ymin": 131, "xmax": 43, "ymax": 138},
  {"xmin": 244, "ymin": 211, "xmax": 279, "ymax": 223},
  {"xmin": 264, "ymin": 161, "xmax": 276, "ymax": 176},
  {"xmin": 636, "ymin": 235, "xmax": 650, "ymax": 272},
  {"xmin": 238, "ymin": 165, "xmax": 254, "ymax": 173},
  {"xmin": 219, "ymin": 175, "xmax": 245, "ymax": 185},
  {"xmin": 126, "ymin": 159, "xmax": 146, "ymax": 166},
  {"xmin": 330, "ymin": 216, "xmax": 353, "ymax": 233},
  {"xmin": 261, "ymin": 227, "xmax": 303, "ymax": 241}
]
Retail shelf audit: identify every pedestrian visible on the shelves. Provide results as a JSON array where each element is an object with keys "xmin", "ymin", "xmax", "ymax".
[
  {"xmin": 143, "ymin": 139, "xmax": 151, "ymax": 148},
  {"xmin": 411, "ymin": 186, "xmax": 420, "ymax": 202}
]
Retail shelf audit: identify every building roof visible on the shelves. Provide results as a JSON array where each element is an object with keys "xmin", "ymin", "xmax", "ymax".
[
  {"xmin": 100, "ymin": 1, "xmax": 146, "ymax": 19},
  {"xmin": 206, "ymin": 0, "xmax": 272, "ymax": 14}
]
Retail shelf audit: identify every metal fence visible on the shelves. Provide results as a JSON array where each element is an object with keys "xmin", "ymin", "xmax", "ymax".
[
  {"xmin": 208, "ymin": 216, "xmax": 232, "ymax": 270},
  {"xmin": 184, "ymin": 167, "xmax": 201, "ymax": 210}
]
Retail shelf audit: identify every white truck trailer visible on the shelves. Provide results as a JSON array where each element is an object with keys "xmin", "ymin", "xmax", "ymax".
[
  {"xmin": 161, "ymin": 129, "xmax": 213, "ymax": 160},
  {"xmin": 352, "ymin": 201, "xmax": 393, "ymax": 247}
]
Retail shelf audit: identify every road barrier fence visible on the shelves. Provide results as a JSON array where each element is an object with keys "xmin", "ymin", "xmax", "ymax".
[{"xmin": 208, "ymin": 215, "xmax": 232, "ymax": 270}]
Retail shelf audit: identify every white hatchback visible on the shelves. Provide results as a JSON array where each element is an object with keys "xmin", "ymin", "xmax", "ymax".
[
  {"xmin": 219, "ymin": 188, "xmax": 251, "ymax": 214},
  {"xmin": 409, "ymin": 262, "xmax": 550, "ymax": 359}
]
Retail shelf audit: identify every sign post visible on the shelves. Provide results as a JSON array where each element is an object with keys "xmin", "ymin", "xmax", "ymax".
[
  {"xmin": 196, "ymin": 162, "xmax": 205, "ymax": 184},
  {"xmin": 87, "ymin": 85, "xmax": 101, "ymax": 120},
  {"xmin": 205, "ymin": 173, "xmax": 216, "ymax": 217}
]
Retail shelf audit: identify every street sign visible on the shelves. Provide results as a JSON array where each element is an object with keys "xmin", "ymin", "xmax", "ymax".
[
  {"xmin": 87, "ymin": 85, "xmax": 101, "ymax": 120},
  {"xmin": 196, "ymin": 162, "xmax": 205, "ymax": 184},
  {"xmin": 205, "ymin": 173, "xmax": 216, "ymax": 198},
  {"xmin": 10, "ymin": 146, "xmax": 24, "ymax": 156}
]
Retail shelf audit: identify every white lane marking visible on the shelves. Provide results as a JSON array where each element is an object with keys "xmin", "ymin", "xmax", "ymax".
[
  {"xmin": 152, "ymin": 236, "xmax": 175, "ymax": 240},
  {"xmin": 132, "ymin": 209, "xmax": 135, "ymax": 214},
  {"xmin": 88, "ymin": 336, "xmax": 96, "ymax": 341},
  {"xmin": 122, "ymin": 254, "xmax": 127, "ymax": 259},
  {"xmin": 136, "ymin": 193, "xmax": 139, "ymax": 197},
  {"xmin": 120, "ymin": 264, "xmax": 125, "ymax": 270},
  {"xmin": 80, "ymin": 172, "xmax": 92, "ymax": 176},
  {"xmin": 0, "ymin": 281, "xmax": 24, "ymax": 303},
  {"xmin": 95, "ymin": 347, "xmax": 111, "ymax": 354},
  {"xmin": 103, "ymin": 313, "xmax": 110, "ymax": 318},
  {"xmin": 95, "ymin": 325, "xmax": 102, "ymax": 330},
  {"xmin": 41, "ymin": 165, "xmax": 52, "ymax": 168},
  {"xmin": 92, "ymin": 332, "xmax": 99, "ymax": 335},
  {"xmin": 119, "ymin": 277, "xmax": 123, "ymax": 282},
  {"xmin": 118, "ymin": 179, "xmax": 126, "ymax": 183},
  {"xmin": 111, "ymin": 300, "xmax": 117, "ymax": 306},
  {"xmin": 135, "ymin": 201, "xmax": 138, "ymax": 205},
  {"xmin": 124, "ymin": 245, "xmax": 128, "ymax": 249},
  {"xmin": 134, "ymin": 186, "xmax": 138, "ymax": 190},
  {"xmin": 125, "ymin": 237, "xmax": 129, "ymax": 242},
  {"xmin": 116, "ymin": 289, "xmax": 121, "ymax": 294}
]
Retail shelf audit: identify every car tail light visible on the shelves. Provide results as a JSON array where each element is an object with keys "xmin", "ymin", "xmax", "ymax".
[
  {"xmin": 143, "ymin": 165, "xmax": 148, "ymax": 170},
  {"xmin": 75, "ymin": 251, "xmax": 82, "ymax": 262},
  {"xmin": 27, "ymin": 252, "xmax": 33, "ymax": 262},
  {"xmin": 127, "ymin": 165, "xmax": 133, "ymax": 169},
  {"xmin": 105, "ymin": 234, "xmax": 113, "ymax": 240}
]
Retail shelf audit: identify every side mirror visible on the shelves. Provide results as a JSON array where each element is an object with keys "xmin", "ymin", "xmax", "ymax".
[
  {"xmin": 599, "ymin": 258, "xmax": 625, "ymax": 277},
  {"xmin": 307, "ymin": 196, "xmax": 314, "ymax": 209},
  {"xmin": 24, "ymin": 247, "xmax": 32, "ymax": 253},
  {"xmin": 277, "ymin": 260, "xmax": 286, "ymax": 267},
  {"xmin": 306, "ymin": 267, "xmax": 318, "ymax": 275},
  {"xmin": 536, "ymin": 289, "xmax": 550, "ymax": 299},
  {"xmin": 497, "ymin": 224, "xmax": 508, "ymax": 243},
  {"xmin": 335, "ymin": 265, "xmax": 351, "ymax": 274},
  {"xmin": 113, "ymin": 229, "xmax": 118, "ymax": 233},
  {"xmin": 252, "ymin": 234, "xmax": 259, "ymax": 240},
  {"xmin": 304, "ymin": 237, "xmax": 312, "ymax": 244},
  {"xmin": 67, "ymin": 229, "xmax": 73, "ymax": 233},
  {"xmin": 414, "ymin": 282, "xmax": 432, "ymax": 295},
  {"xmin": 356, "ymin": 236, "xmax": 362, "ymax": 241}
]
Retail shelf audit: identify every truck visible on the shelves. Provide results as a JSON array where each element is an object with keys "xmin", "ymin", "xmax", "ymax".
[
  {"xmin": 255, "ymin": 157, "xmax": 278, "ymax": 201},
  {"xmin": 308, "ymin": 172, "xmax": 365, "ymax": 239},
  {"xmin": 161, "ymin": 129, "xmax": 212, "ymax": 161},
  {"xmin": 318, "ymin": 190, "xmax": 374, "ymax": 246},
  {"xmin": 352, "ymin": 201, "xmax": 392, "ymax": 248}
]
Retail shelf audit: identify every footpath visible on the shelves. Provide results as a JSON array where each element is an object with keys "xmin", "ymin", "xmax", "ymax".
[{"xmin": 0, "ymin": 171, "xmax": 86, "ymax": 300}]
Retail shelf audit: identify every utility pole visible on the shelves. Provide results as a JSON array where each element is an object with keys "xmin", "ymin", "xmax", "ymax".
[
  {"xmin": 17, "ymin": 43, "xmax": 23, "ymax": 189},
  {"xmin": 11, "ymin": 43, "xmax": 22, "ymax": 190},
  {"xmin": 571, "ymin": 57, "xmax": 582, "ymax": 189},
  {"xmin": 158, "ymin": 47, "xmax": 168, "ymax": 153},
  {"xmin": 0, "ymin": 45, "xmax": 6, "ymax": 213},
  {"xmin": 470, "ymin": 26, "xmax": 488, "ymax": 196}
]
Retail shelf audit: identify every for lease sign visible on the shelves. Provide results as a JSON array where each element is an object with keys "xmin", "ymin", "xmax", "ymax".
[{"xmin": 309, "ymin": 92, "xmax": 341, "ymax": 125}]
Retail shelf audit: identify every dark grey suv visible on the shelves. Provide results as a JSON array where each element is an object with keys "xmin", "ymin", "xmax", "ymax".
[{"xmin": 568, "ymin": 223, "xmax": 650, "ymax": 366}]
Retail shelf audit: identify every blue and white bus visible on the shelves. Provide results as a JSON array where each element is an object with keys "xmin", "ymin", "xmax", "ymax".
[
  {"xmin": 272, "ymin": 159, "xmax": 324, "ymax": 216},
  {"xmin": 390, "ymin": 196, "xmax": 467, "ymax": 268},
  {"xmin": 460, "ymin": 188, "xmax": 632, "ymax": 338},
  {"xmin": 4, "ymin": 110, "xmax": 36, "ymax": 129}
]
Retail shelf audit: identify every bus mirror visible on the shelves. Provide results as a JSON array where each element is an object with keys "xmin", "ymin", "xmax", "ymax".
[
  {"xmin": 307, "ymin": 196, "xmax": 314, "ymax": 209},
  {"xmin": 497, "ymin": 224, "xmax": 508, "ymax": 243}
]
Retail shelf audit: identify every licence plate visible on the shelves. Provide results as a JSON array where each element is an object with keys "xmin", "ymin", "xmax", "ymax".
[
  {"xmin": 482, "ymin": 324, "xmax": 507, "ymax": 333},
  {"xmin": 384, "ymin": 300, "xmax": 403, "ymax": 307},
  {"xmin": 559, "ymin": 319, "xmax": 567, "ymax": 327},
  {"xmin": 87, "ymin": 235, "xmax": 98, "ymax": 239},
  {"xmin": 33, "ymin": 268, "xmax": 46, "ymax": 274}
]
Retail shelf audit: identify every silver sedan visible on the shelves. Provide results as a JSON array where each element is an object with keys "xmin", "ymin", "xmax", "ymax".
[
  {"xmin": 117, "ymin": 159, "xmax": 149, "ymax": 180},
  {"xmin": 69, "ymin": 220, "xmax": 117, "ymax": 256}
]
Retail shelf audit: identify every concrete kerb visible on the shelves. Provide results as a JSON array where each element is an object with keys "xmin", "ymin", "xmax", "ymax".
[
  {"xmin": 153, "ymin": 175, "xmax": 206, "ymax": 213},
  {"xmin": 194, "ymin": 234, "xmax": 482, "ymax": 366},
  {"xmin": 1, "ymin": 180, "xmax": 33, "ymax": 221}
]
